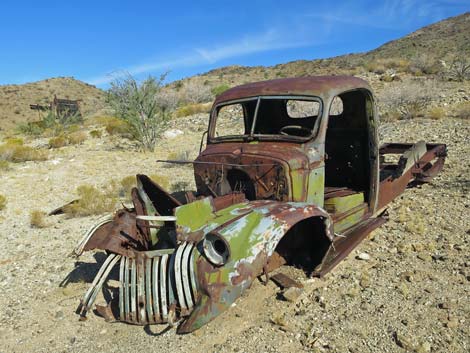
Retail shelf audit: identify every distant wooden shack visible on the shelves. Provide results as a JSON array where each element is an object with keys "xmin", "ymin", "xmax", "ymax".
[{"xmin": 30, "ymin": 95, "xmax": 82, "ymax": 121}]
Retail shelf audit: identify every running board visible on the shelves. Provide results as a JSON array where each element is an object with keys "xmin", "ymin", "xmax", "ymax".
[{"xmin": 313, "ymin": 216, "xmax": 387, "ymax": 277}]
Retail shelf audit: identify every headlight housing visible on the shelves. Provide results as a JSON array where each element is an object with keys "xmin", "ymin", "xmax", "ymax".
[{"xmin": 203, "ymin": 232, "xmax": 230, "ymax": 266}]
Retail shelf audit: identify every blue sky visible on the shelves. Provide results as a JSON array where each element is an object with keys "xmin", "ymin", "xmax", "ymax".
[{"xmin": 0, "ymin": 0, "xmax": 467, "ymax": 87}]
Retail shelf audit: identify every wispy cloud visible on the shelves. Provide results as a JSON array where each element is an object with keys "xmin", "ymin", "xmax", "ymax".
[
  {"xmin": 86, "ymin": 29, "xmax": 318, "ymax": 86},
  {"xmin": 307, "ymin": 0, "xmax": 455, "ymax": 30}
]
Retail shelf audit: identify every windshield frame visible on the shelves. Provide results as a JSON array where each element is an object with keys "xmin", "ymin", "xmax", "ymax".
[{"xmin": 208, "ymin": 95, "xmax": 324, "ymax": 143}]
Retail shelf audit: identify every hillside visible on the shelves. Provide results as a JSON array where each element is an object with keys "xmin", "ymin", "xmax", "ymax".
[
  {"xmin": 172, "ymin": 12, "xmax": 470, "ymax": 89},
  {"xmin": 0, "ymin": 77, "xmax": 106, "ymax": 131}
]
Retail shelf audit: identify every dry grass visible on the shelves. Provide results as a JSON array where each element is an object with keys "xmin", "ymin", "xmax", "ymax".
[
  {"xmin": 0, "ymin": 160, "xmax": 9, "ymax": 171},
  {"xmin": 175, "ymin": 103, "xmax": 211, "ymax": 118},
  {"xmin": 48, "ymin": 131, "xmax": 88, "ymax": 148},
  {"xmin": 89, "ymin": 129, "xmax": 102, "ymax": 138},
  {"xmin": 62, "ymin": 173, "xmax": 172, "ymax": 217},
  {"xmin": 62, "ymin": 184, "xmax": 118, "ymax": 217},
  {"xmin": 428, "ymin": 107, "xmax": 446, "ymax": 120},
  {"xmin": 454, "ymin": 101, "xmax": 470, "ymax": 119},
  {"xmin": 67, "ymin": 131, "xmax": 87, "ymax": 145},
  {"xmin": 0, "ymin": 194, "xmax": 6, "ymax": 210},
  {"xmin": 48, "ymin": 135, "xmax": 68, "ymax": 148},
  {"xmin": 30, "ymin": 210, "xmax": 48, "ymax": 228},
  {"xmin": 0, "ymin": 142, "xmax": 48, "ymax": 163}
]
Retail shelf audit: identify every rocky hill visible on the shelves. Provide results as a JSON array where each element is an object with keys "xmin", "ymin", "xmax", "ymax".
[
  {"xmin": 171, "ymin": 12, "xmax": 470, "ymax": 89},
  {"xmin": 0, "ymin": 77, "xmax": 106, "ymax": 131}
]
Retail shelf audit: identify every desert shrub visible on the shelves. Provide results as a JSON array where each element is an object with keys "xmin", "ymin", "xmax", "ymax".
[
  {"xmin": 0, "ymin": 142, "xmax": 47, "ymax": 162},
  {"xmin": 17, "ymin": 121, "xmax": 45, "ymax": 136},
  {"xmin": 175, "ymin": 103, "xmax": 211, "ymax": 118},
  {"xmin": 118, "ymin": 176, "xmax": 136, "ymax": 199},
  {"xmin": 378, "ymin": 81, "xmax": 436, "ymax": 120},
  {"xmin": 67, "ymin": 131, "xmax": 87, "ymax": 145},
  {"xmin": 454, "ymin": 101, "xmax": 470, "ymax": 119},
  {"xmin": 108, "ymin": 73, "xmax": 173, "ymax": 151},
  {"xmin": 0, "ymin": 194, "xmax": 6, "ymax": 210},
  {"xmin": 170, "ymin": 181, "xmax": 190, "ymax": 192},
  {"xmin": 149, "ymin": 174, "xmax": 171, "ymax": 190},
  {"xmin": 30, "ymin": 210, "xmax": 48, "ymax": 228},
  {"xmin": 63, "ymin": 184, "xmax": 118, "ymax": 217},
  {"xmin": 427, "ymin": 107, "xmax": 445, "ymax": 120},
  {"xmin": 380, "ymin": 109, "xmax": 402, "ymax": 122},
  {"xmin": 0, "ymin": 160, "xmax": 9, "ymax": 171},
  {"xmin": 102, "ymin": 117, "xmax": 132, "ymax": 137},
  {"xmin": 364, "ymin": 61, "xmax": 386, "ymax": 74},
  {"xmin": 4, "ymin": 137, "xmax": 23, "ymax": 145},
  {"xmin": 89, "ymin": 129, "xmax": 102, "ymax": 138},
  {"xmin": 410, "ymin": 54, "xmax": 441, "ymax": 75},
  {"xmin": 446, "ymin": 55, "xmax": 470, "ymax": 82},
  {"xmin": 179, "ymin": 81, "xmax": 213, "ymax": 104},
  {"xmin": 48, "ymin": 135, "xmax": 68, "ymax": 148},
  {"xmin": 211, "ymin": 84, "xmax": 230, "ymax": 97}
]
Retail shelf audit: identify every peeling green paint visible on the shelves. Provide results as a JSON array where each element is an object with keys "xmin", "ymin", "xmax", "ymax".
[{"xmin": 307, "ymin": 167, "xmax": 325, "ymax": 206}]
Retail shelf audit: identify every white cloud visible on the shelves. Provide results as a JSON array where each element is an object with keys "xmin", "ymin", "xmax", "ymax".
[{"xmin": 87, "ymin": 29, "xmax": 318, "ymax": 86}]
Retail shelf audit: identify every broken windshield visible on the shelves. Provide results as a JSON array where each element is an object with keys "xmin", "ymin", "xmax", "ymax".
[{"xmin": 210, "ymin": 96, "xmax": 322, "ymax": 142}]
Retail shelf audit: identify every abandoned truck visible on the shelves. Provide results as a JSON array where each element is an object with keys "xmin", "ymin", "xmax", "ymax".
[{"xmin": 73, "ymin": 76, "xmax": 446, "ymax": 333}]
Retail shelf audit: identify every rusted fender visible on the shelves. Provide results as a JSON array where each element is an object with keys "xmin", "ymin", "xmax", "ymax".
[{"xmin": 176, "ymin": 199, "xmax": 333, "ymax": 333}]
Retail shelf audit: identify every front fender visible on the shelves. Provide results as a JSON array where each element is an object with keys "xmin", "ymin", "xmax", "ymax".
[{"xmin": 176, "ymin": 200, "xmax": 333, "ymax": 333}]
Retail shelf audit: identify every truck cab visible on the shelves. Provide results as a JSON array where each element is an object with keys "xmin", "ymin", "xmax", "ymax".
[{"xmin": 194, "ymin": 76, "xmax": 379, "ymax": 233}]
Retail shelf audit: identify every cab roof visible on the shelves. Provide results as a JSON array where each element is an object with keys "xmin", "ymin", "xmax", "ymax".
[{"xmin": 214, "ymin": 76, "xmax": 371, "ymax": 105}]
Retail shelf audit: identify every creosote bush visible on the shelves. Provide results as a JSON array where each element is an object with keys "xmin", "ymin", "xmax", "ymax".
[
  {"xmin": 107, "ymin": 73, "xmax": 174, "ymax": 151},
  {"xmin": 0, "ymin": 194, "xmax": 6, "ymax": 210},
  {"xmin": 48, "ymin": 131, "xmax": 87, "ymax": 148},
  {"xmin": 89, "ymin": 129, "xmax": 103, "ymax": 138},
  {"xmin": 0, "ymin": 160, "xmax": 9, "ymax": 171},
  {"xmin": 211, "ymin": 84, "xmax": 230, "ymax": 97},
  {"xmin": 30, "ymin": 210, "xmax": 48, "ymax": 228}
]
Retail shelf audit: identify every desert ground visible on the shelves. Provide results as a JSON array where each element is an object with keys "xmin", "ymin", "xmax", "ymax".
[{"xmin": 0, "ymin": 99, "xmax": 468, "ymax": 353}]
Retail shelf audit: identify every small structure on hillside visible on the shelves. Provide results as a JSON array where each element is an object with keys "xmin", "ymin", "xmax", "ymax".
[{"xmin": 30, "ymin": 95, "xmax": 82, "ymax": 121}]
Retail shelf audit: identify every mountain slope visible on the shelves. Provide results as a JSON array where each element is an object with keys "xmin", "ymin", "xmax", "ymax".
[{"xmin": 0, "ymin": 77, "xmax": 106, "ymax": 131}]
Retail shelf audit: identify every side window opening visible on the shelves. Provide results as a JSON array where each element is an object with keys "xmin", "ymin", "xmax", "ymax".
[{"xmin": 214, "ymin": 103, "xmax": 246, "ymax": 137}]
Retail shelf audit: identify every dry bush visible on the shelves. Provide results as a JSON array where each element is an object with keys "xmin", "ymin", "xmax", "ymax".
[
  {"xmin": 48, "ymin": 135, "xmax": 68, "ymax": 148},
  {"xmin": 30, "ymin": 210, "xmax": 48, "ymax": 228},
  {"xmin": 179, "ymin": 81, "xmax": 213, "ymax": 104},
  {"xmin": 0, "ymin": 142, "xmax": 47, "ymax": 162},
  {"xmin": 445, "ymin": 55, "xmax": 470, "ymax": 82},
  {"xmin": 0, "ymin": 194, "xmax": 6, "ymax": 210},
  {"xmin": 118, "ymin": 176, "xmax": 136, "ymax": 199},
  {"xmin": 63, "ymin": 184, "xmax": 118, "ymax": 217},
  {"xmin": 0, "ymin": 160, "xmax": 9, "ymax": 171},
  {"xmin": 427, "ymin": 107, "xmax": 446, "ymax": 120},
  {"xmin": 170, "ymin": 181, "xmax": 190, "ymax": 192},
  {"xmin": 365, "ymin": 58, "xmax": 410, "ymax": 74},
  {"xmin": 89, "ymin": 129, "xmax": 102, "ymax": 138},
  {"xmin": 454, "ymin": 101, "xmax": 470, "ymax": 119},
  {"xmin": 175, "ymin": 102, "xmax": 211, "ymax": 118},
  {"xmin": 378, "ymin": 81, "xmax": 436, "ymax": 120},
  {"xmin": 409, "ymin": 54, "xmax": 441, "ymax": 75},
  {"xmin": 104, "ymin": 117, "xmax": 133, "ymax": 136},
  {"xmin": 148, "ymin": 174, "xmax": 171, "ymax": 190},
  {"xmin": 3, "ymin": 137, "xmax": 24, "ymax": 145},
  {"xmin": 67, "ymin": 131, "xmax": 87, "ymax": 145}
]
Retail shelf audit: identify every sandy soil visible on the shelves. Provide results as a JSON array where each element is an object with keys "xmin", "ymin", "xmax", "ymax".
[{"xmin": 0, "ymin": 116, "xmax": 468, "ymax": 353}]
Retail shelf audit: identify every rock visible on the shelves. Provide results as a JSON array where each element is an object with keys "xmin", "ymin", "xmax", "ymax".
[
  {"xmin": 282, "ymin": 287, "xmax": 304, "ymax": 302},
  {"xmin": 163, "ymin": 129, "xmax": 184, "ymax": 139},
  {"xmin": 356, "ymin": 253, "xmax": 370, "ymax": 261},
  {"xmin": 395, "ymin": 331, "xmax": 416, "ymax": 351},
  {"xmin": 54, "ymin": 310, "xmax": 64, "ymax": 320},
  {"xmin": 416, "ymin": 341, "xmax": 431, "ymax": 353}
]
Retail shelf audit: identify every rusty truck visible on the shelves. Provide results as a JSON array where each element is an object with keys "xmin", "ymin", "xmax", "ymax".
[{"xmin": 73, "ymin": 76, "xmax": 446, "ymax": 333}]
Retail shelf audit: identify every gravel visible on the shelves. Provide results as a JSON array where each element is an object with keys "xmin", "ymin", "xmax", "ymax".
[{"xmin": 0, "ymin": 116, "xmax": 468, "ymax": 353}]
